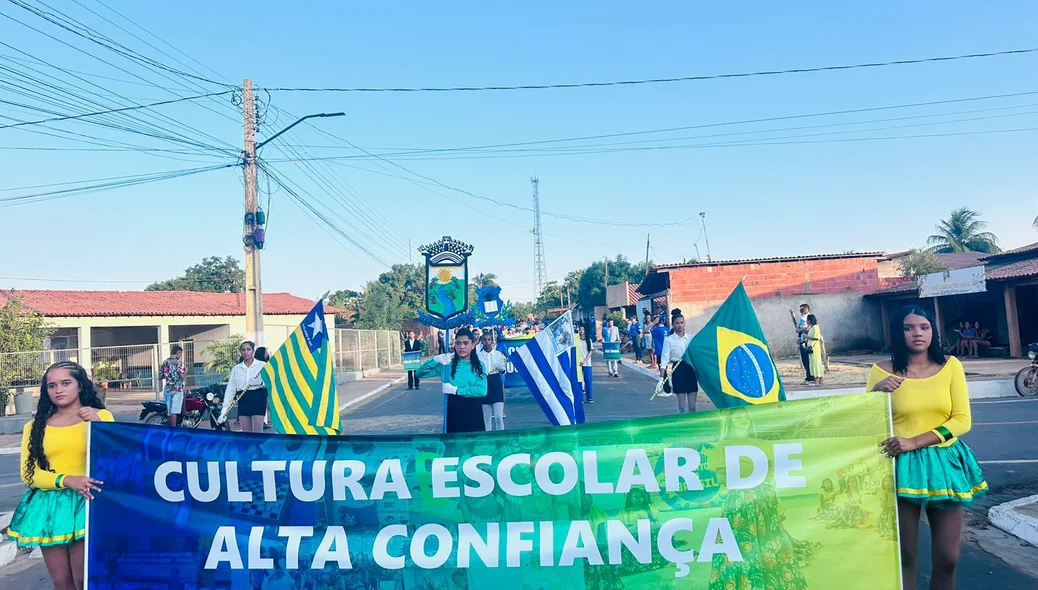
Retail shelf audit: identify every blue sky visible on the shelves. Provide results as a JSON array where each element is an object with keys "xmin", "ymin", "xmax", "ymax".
[{"xmin": 2, "ymin": 1, "xmax": 1037, "ymax": 301}]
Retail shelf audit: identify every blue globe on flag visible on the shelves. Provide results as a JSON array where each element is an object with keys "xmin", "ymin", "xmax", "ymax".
[{"xmin": 724, "ymin": 343, "xmax": 775, "ymax": 399}]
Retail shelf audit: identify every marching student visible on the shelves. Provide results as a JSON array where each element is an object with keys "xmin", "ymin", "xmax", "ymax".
[
  {"xmin": 8, "ymin": 361, "xmax": 114, "ymax": 590},
  {"xmin": 404, "ymin": 330, "xmax": 422, "ymax": 390},
  {"xmin": 218, "ymin": 341, "xmax": 268, "ymax": 433},
  {"xmin": 416, "ymin": 327, "xmax": 488, "ymax": 433},
  {"xmin": 659, "ymin": 309, "xmax": 698, "ymax": 413},
  {"xmin": 868, "ymin": 305, "xmax": 986, "ymax": 590},
  {"xmin": 477, "ymin": 332, "xmax": 508, "ymax": 431},
  {"xmin": 579, "ymin": 325, "xmax": 595, "ymax": 404}
]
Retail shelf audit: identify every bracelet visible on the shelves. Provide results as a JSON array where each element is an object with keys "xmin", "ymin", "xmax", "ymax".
[{"xmin": 55, "ymin": 474, "xmax": 65, "ymax": 488}]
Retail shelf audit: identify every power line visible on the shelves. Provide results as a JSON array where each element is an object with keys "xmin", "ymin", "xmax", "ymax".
[
  {"xmin": 0, "ymin": 163, "xmax": 235, "ymax": 207},
  {"xmin": 266, "ymin": 47, "xmax": 1038, "ymax": 93},
  {"xmin": 285, "ymin": 124, "xmax": 694, "ymax": 228},
  {"xmin": 269, "ymin": 90, "xmax": 1038, "ymax": 163},
  {"xmin": 4, "ymin": 0, "xmax": 232, "ymax": 87},
  {"xmin": 0, "ymin": 90, "xmax": 232, "ymax": 129}
]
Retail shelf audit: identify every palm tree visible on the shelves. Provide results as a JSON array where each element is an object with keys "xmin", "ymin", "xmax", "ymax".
[
  {"xmin": 473, "ymin": 273, "xmax": 498, "ymax": 288},
  {"xmin": 926, "ymin": 207, "xmax": 1001, "ymax": 254}
]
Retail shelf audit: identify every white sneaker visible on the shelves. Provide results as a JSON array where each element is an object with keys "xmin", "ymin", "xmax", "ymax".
[{"xmin": 657, "ymin": 392, "xmax": 674, "ymax": 398}]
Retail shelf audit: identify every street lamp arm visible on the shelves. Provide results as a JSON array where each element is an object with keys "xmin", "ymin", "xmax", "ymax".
[{"xmin": 255, "ymin": 112, "xmax": 345, "ymax": 151}]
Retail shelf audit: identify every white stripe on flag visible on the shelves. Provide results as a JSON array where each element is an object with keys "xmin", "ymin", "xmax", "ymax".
[
  {"xmin": 515, "ymin": 346, "xmax": 571, "ymax": 425},
  {"xmin": 514, "ymin": 331, "xmax": 576, "ymax": 426}
]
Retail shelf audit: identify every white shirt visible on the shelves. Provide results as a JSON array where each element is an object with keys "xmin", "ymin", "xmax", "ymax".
[
  {"xmin": 477, "ymin": 348, "xmax": 507, "ymax": 375},
  {"xmin": 660, "ymin": 332, "xmax": 693, "ymax": 366},
  {"xmin": 604, "ymin": 326, "xmax": 620, "ymax": 343},
  {"xmin": 222, "ymin": 359, "xmax": 267, "ymax": 414},
  {"xmin": 581, "ymin": 338, "xmax": 594, "ymax": 367}
]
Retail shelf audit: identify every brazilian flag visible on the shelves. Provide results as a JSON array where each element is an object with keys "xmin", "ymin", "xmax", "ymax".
[{"xmin": 684, "ymin": 283, "xmax": 786, "ymax": 408}]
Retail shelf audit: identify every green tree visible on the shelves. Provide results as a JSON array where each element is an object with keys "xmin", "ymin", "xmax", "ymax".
[
  {"xmin": 354, "ymin": 264, "xmax": 425, "ymax": 330},
  {"xmin": 926, "ymin": 208, "xmax": 1001, "ymax": 254},
  {"xmin": 576, "ymin": 255, "xmax": 652, "ymax": 311},
  {"xmin": 0, "ymin": 296, "xmax": 53, "ymax": 390},
  {"xmin": 506, "ymin": 301, "xmax": 535, "ymax": 323},
  {"xmin": 327, "ymin": 289, "xmax": 362, "ymax": 327},
  {"xmin": 147, "ymin": 256, "xmax": 245, "ymax": 293},
  {"xmin": 203, "ymin": 335, "xmax": 244, "ymax": 377},
  {"xmin": 898, "ymin": 249, "xmax": 949, "ymax": 278},
  {"xmin": 534, "ymin": 281, "xmax": 566, "ymax": 316}
]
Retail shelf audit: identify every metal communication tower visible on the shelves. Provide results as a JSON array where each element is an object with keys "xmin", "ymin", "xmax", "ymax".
[{"xmin": 531, "ymin": 176, "xmax": 547, "ymax": 297}]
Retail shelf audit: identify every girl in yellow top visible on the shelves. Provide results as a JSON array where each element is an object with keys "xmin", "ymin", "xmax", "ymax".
[
  {"xmin": 8, "ymin": 361, "xmax": 113, "ymax": 590},
  {"xmin": 867, "ymin": 306, "xmax": 986, "ymax": 590}
]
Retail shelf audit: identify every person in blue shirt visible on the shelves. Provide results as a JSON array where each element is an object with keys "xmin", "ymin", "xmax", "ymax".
[
  {"xmin": 628, "ymin": 317, "xmax": 643, "ymax": 362},
  {"xmin": 651, "ymin": 316, "xmax": 670, "ymax": 370},
  {"xmin": 600, "ymin": 314, "xmax": 609, "ymax": 342}
]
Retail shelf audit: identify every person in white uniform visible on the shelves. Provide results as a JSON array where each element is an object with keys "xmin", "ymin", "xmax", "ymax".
[
  {"xmin": 477, "ymin": 332, "xmax": 508, "ymax": 431},
  {"xmin": 659, "ymin": 309, "xmax": 698, "ymax": 413},
  {"xmin": 218, "ymin": 341, "xmax": 268, "ymax": 432}
]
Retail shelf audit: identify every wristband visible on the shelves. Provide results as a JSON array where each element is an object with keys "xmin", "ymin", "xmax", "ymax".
[{"xmin": 55, "ymin": 474, "xmax": 66, "ymax": 489}]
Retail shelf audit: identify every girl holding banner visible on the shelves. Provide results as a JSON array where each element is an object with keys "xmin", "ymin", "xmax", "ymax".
[
  {"xmin": 416, "ymin": 327, "xmax": 488, "ymax": 433},
  {"xmin": 869, "ymin": 305, "xmax": 987, "ymax": 590},
  {"xmin": 8, "ymin": 361, "xmax": 114, "ymax": 590}
]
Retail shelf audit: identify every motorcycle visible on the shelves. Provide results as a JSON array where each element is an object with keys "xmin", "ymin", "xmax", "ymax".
[
  {"xmin": 139, "ymin": 383, "xmax": 230, "ymax": 430},
  {"xmin": 1013, "ymin": 343, "xmax": 1038, "ymax": 397}
]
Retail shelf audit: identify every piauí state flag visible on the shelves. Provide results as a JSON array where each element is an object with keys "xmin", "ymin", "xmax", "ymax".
[
  {"xmin": 684, "ymin": 283, "xmax": 786, "ymax": 408},
  {"xmin": 261, "ymin": 301, "xmax": 340, "ymax": 435}
]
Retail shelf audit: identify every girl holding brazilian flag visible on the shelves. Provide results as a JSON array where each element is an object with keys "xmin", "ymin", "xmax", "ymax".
[{"xmin": 685, "ymin": 284, "xmax": 985, "ymax": 590}]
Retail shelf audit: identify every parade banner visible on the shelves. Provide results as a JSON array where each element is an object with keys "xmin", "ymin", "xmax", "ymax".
[
  {"xmin": 403, "ymin": 351, "xmax": 422, "ymax": 372},
  {"xmin": 86, "ymin": 393, "xmax": 901, "ymax": 589},
  {"xmin": 602, "ymin": 341, "xmax": 621, "ymax": 360},
  {"xmin": 497, "ymin": 334, "xmax": 534, "ymax": 389}
]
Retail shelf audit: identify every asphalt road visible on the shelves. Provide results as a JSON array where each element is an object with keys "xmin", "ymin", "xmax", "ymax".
[{"xmin": 2, "ymin": 362, "xmax": 1036, "ymax": 587}]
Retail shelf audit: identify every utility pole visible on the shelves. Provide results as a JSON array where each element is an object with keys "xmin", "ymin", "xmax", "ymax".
[
  {"xmin": 645, "ymin": 233, "xmax": 651, "ymax": 277},
  {"xmin": 531, "ymin": 177, "xmax": 547, "ymax": 297},
  {"xmin": 603, "ymin": 257, "xmax": 609, "ymax": 312},
  {"xmin": 699, "ymin": 211, "xmax": 713, "ymax": 262},
  {"xmin": 239, "ymin": 86, "xmax": 344, "ymax": 346},
  {"xmin": 242, "ymin": 79, "xmax": 264, "ymax": 346}
]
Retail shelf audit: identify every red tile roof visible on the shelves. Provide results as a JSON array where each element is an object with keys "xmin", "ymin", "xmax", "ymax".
[
  {"xmin": 627, "ymin": 284, "xmax": 641, "ymax": 305},
  {"xmin": 986, "ymin": 259, "xmax": 1038, "ymax": 281},
  {"xmin": 652, "ymin": 251, "xmax": 885, "ymax": 270},
  {"xmin": 0, "ymin": 290, "xmax": 336, "ymax": 318},
  {"xmin": 980, "ymin": 241, "xmax": 1038, "ymax": 261}
]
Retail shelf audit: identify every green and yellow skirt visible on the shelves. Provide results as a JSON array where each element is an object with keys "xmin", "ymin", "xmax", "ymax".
[
  {"xmin": 895, "ymin": 439, "xmax": 987, "ymax": 508},
  {"xmin": 7, "ymin": 488, "xmax": 86, "ymax": 548}
]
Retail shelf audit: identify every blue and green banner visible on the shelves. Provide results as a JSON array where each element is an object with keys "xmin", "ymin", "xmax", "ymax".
[
  {"xmin": 403, "ymin": 351, "xmax": 422, "ymax": 372},
  {"xmin": 87, "ymin": 393, "xmax": 900, "ymax": 588},
  {"xmin": 602, "ymin": 341, "xmax": 621, "ymax": 360}
]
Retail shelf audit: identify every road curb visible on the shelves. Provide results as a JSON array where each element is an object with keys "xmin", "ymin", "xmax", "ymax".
[
  {"xmin": 338, "ymin": 376, "xmax": 407, "ymax": 413},
  {"xmin": 989, "ymin": 494, "xmax": 1038, "ymax": 547}
]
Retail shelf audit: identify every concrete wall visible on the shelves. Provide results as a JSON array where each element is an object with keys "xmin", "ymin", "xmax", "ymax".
[
  {"xmin": 671, "ymin": 291, "xmax": 884, "ymax": 358},
  {"xmin": 606, "ymin": 283, "xmax": 632, "ymax": 308}
]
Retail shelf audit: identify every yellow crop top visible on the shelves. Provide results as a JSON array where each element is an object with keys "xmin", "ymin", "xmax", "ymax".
[
  {"xmin": 20, "ymin": 409, "xmax": 114, "ymax": 490},
  {"xmin": 865, "ymin": 357, "xmax": 970, "ymax": 447}
]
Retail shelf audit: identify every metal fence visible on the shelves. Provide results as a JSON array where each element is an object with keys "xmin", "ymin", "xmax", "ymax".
[
  {"xmin": 0, "ymin": 330, "xmax": 405, "ymax": 395},
  {"xmin": 332, "ymin": 329, "xmax": 403, "ymax": 373}
]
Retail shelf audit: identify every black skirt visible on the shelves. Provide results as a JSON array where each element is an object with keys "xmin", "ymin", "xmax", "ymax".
[
  {"xmin": 670, "ymin": 362, "xmax": 699, "ymax": 394},
  {"xmin": 483, "ymin": 373, "xmax": 504, "ymax": 405},
  {"xmin": 446, "ymin": 394, "xmax": 486, "ymax": 433},
  {"xmin": 237, "ymin": 387, "xmax": 268, "ymax": 417}
]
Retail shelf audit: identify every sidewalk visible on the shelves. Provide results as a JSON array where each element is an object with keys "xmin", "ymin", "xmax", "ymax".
[
  {"xmin": 618, "ymin": 352, "xmax": 1022, "ymax": 399},
  {"xmin": 0, "ymin": 369, "xmax": 407, "ymax": 455}
]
